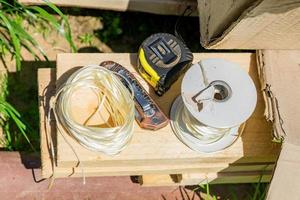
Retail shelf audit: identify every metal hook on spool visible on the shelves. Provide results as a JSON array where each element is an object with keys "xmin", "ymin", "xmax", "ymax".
[{"xmin": 170, "ymin": 58, "xmax": 257, "ymax": 153}]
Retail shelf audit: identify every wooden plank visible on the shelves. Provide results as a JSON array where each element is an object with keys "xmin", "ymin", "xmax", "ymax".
[
  {"xmin": 55, "ymin": 53, "xmax": 280, "ymax": 168},
  {"xmin": 140, "ymin": 171, "xmax": 273, "ymax": 186},
  {"xmin": 38, "ymin": 53, "xmax": 281, "ymax": 180},
  {"xmin": 40, "ymin": 158, "xmax": 275, "ymax": 180},
  {"xmin": 40, "ymin": 68, "xmax": 234, "ymax": 179},
  {"xmin": 38, "ymin": 68, "xmax": 56, "ymax": 178},
  {"xmin": 140, "ymin": 163, "xmax": 274, "ymax": 186},
  {"xmin": 19, "ymin": 0, "xmax": 198, "ymax": 16},
  {"xmin": 41, "ymin": 164, "xmax": 274, "ymax": 179}
]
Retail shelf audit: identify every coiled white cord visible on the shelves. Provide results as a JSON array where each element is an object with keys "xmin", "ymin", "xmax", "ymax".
[
  {"xmin": 183, "ymin": 107, "xmax": 233, "ymax": 144},
  {"xmin": 170, "ymin": 95, "xmax": 243, "ymax": 153},
  {"xmin": 52, "ymin": 65, "xmax": 135, "ymax": 155},
  {"xmin": 170, "ymin": 59, "xmax": 256, "ymax": 153}
]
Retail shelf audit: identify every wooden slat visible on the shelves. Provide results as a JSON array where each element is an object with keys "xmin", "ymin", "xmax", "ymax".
[
  {"xmin": 140, "ymin": 163, "xmax": 274, "ymax": 186},
  {"xmin": 140, "ymin": 171, "xmax": 273, "ymax": 186},
  {"xmin": 55, "ymin": 53, "xmax": 280, "ymax": 167},
  {"xmin": 38, "ymin": 53, "xmax": 281, "ymax": 182},
  {"xmin": 41, "ymin": 163, "xmax": 274, "ymax": 179},
  {"xmin": 19, "ymin": 0, "xmax": 198, "ymax": 16},
  {"xmin": 38, "ymin": 68, "xmax": 56, "ymax": 178}
]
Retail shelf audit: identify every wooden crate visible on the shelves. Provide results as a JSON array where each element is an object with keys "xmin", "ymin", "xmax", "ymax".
[{"xmin": 38, "ymin": 53, "xmax": 280, "ymax": 186}]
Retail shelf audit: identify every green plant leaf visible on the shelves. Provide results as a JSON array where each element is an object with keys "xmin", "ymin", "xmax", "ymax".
[
  {"xmin": 0, "ymin": 34, "xmax": 13, "ymax": 54},
  {"xmin": 30, "ymin": 3, "xmax": 77, "ymax": 52},
  {"xmin": 29, "ymin": 6, "xmax": 60, "ymax": 30},
  {"xmin": 0, "ymin": 0, "xmax": 23, "ymax": 12},
  {"xmin": 10, "ymin": 19, "xmax": 48, "ymax": 60},
  {"xmin": 0, "ymin": 12, "xmax": 21, "ymax": 70},
  {"xmin": 0, "ymin": 100, "xmax": 35, "ymax": 151},
  {"xmin": 4, "ymin": 123, "xmax": 12, "ymax": 150},
  {"xmin": 252, "ymin": 175, "xmax": 263, "ymax": 200},
  {"xmin": 42, "ymin": 0, "xmax": 77, "ymax": 52}
]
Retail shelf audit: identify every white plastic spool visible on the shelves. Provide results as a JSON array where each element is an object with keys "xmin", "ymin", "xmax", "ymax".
[{"xmin": 170, "ymin": 58, "xmax": 257, "ymax": 153}]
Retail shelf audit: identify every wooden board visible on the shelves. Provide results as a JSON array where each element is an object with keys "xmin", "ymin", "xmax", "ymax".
[
  {"xmin": 140, "ymin": 172, "xmax": 273, "ymax": 186},
  {"xmin": 19, "ymin": 0, "xmax": 198, "ymax": 16},
  {"xmin": 140, "ymin": 163, "xmax": 274, "ymax": 186},
  {"xmin": 38, "ymin": 53, "xmax": 281, "ymax": 183},
  {"xmin": 55, "ymin": 53, "xmax": 280, "ymax": 167}
]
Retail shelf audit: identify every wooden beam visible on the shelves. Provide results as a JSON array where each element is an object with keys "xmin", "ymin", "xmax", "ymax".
[
  {"xmin": 19, "ymin": 0, "xmax": 198, "ymax": 16},
  {"xmin": 140, "ymin": 171, "xmax": 273, "ymax": 186}
]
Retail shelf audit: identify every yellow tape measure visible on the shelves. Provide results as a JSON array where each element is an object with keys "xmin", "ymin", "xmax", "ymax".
[{"xmin": 137, "ymin": 33, "xmax": 193, "ymax": 96}]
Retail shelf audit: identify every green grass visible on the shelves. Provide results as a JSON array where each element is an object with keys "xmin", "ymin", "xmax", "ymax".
[
  {"xmin": 0, "ymin": 0, "xmax": 76, "ymax": 70},
  {"xmin": 0, "ymin": 72, "xmax": 35, "ymax": 151},
  {"xmin": 78, "ymin": 33, "xmax": 94, "ymax": 46},
  {"xmin": 0, "ymin": 0, "xmax": 75, "ymax": 151},
  {"xmin": 194, "ymin": 176, "xmax": 268, "ymax": 200}
]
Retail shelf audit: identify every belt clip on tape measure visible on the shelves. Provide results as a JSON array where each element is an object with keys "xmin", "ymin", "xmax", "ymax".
[{"xmin": 138, "ymin": 33, "xmax": 193, "ymax": 96}]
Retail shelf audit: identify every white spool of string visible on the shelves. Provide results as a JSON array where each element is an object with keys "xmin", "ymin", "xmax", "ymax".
[
  {"xmin": 51, "ymin": 65, "xmax": 135, "ymax": 156},
  {"xmin": 170, "ymin": 58, "xmax": 257, "ymax": 153}
]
